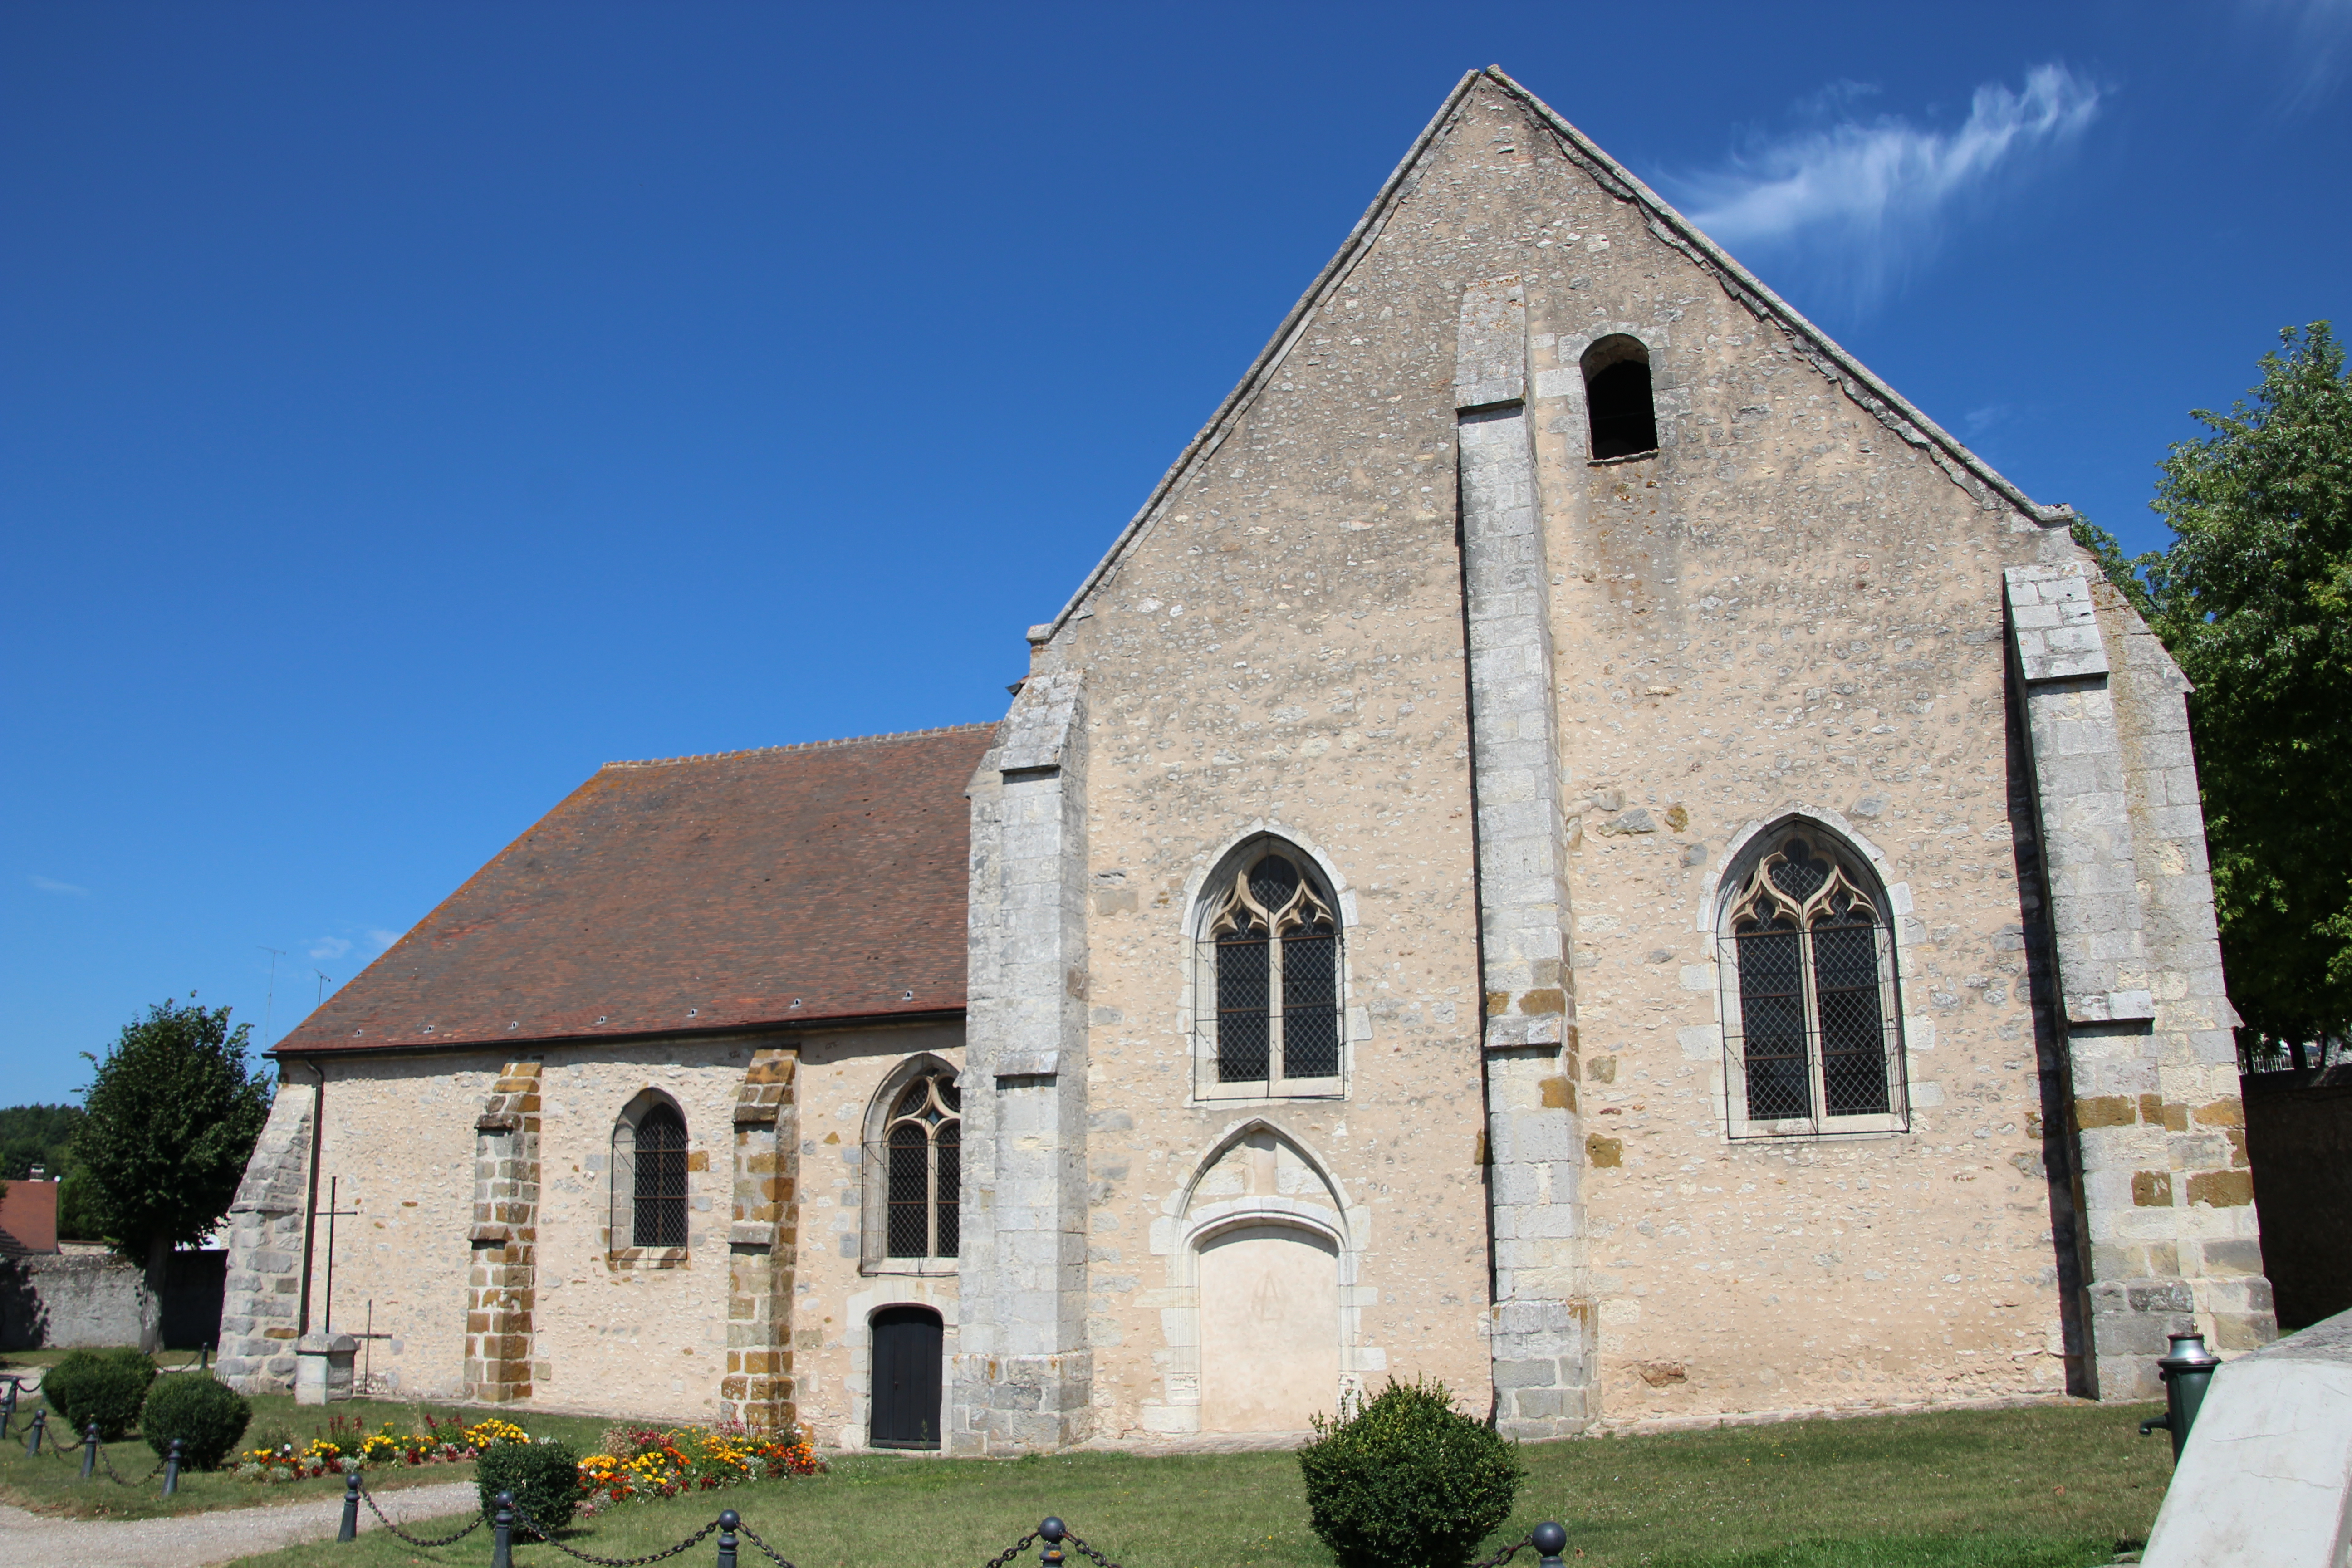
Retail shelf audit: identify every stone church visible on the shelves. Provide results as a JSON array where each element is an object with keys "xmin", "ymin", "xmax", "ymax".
[{"xmin": 220, "ymin": 67, "xmax": 2272, "ymax": 1452}]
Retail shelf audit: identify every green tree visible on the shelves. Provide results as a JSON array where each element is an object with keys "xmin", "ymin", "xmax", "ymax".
[
  {"xmin": 71, "ymin": 998, "xmax": 274, "ymax": 1351},
  {"xmin": 0, "ymin": 1102, "xmax": 85, "ymax": 1181},
  {"xmin": 2121, "ymin": 324, "xmax": 2352, "ymax": 1064}
]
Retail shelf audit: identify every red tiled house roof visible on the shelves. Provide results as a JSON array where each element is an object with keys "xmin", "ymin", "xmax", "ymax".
[{"xmin": 271, "ymin": 725, "xmax": 995, "ymax": 1058}]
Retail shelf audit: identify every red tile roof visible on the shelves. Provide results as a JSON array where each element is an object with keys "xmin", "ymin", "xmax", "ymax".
[{"xmin": 272, "ymin": 725, "xmax": 995, "ymax": 1057}]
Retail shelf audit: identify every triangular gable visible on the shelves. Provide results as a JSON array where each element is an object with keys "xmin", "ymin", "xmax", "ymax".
[{"xmin": 1034, "ymin": 65, "xmax": 2075, "ymax": 646}]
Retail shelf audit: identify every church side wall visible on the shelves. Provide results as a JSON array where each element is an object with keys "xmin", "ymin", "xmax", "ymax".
[{"xmin": 786, "ymin": 1021, "xmax": 964, "ymax": 1450}]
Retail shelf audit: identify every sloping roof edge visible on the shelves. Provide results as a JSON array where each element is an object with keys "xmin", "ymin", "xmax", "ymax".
[{"xmin": 1036, "ymin": 65, "xmax": 2074, "ymax": 644}]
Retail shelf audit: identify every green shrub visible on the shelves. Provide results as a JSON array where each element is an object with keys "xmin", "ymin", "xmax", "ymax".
[
  {"xmin": 140, "ymin": 1374, "xmax": 251, "ymax": 1469},
  {"xmin": 478, "ymin": 1438, "xmax": 580, "ymax": 1535},
  {"xmin": 1297, "ymin": 1378, "xmax": 1525, "ymax": 1568},
  {"xmin": 41, "ymin": 1348, "xmax": 158, "ymax": 1441}
]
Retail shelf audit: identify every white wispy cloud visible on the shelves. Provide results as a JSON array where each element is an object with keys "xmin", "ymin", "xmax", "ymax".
[
  {"xmin": 29, "ymin": 875, "xmax": 89, "ymax": 896},
  {"xmin": 308, "ymin": 936, "xmax": 353, "ymax": 960},
  {"xmin": 367, "ymin": 928, "xmax": 401, "ymax": 952},
  {"xmin": 2249, "ymin": 0, "xmax": 2352, "ymax": 112},
  {"xmin": 1678, "ymin": 64, "xmax": 2102, "ymax": 305}
]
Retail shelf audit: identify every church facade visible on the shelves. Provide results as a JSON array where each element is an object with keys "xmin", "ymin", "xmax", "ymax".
[{"xmin": 220, "ymin": 68, "xmax": 2273, "ymax": 1452}]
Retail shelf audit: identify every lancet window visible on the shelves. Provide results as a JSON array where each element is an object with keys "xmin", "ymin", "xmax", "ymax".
[
  {"xmin": 610, "ymin": 1094, "xmax": 690, "ymax": 1257},
  {"xmin": 1718, "ymin": 827, "xmax": 1909, "ymax": 1137},
  {"xmin": 1195, "ymin": 841, "xmax": 1344, "ymax": 1098},
  {"xmin": 882, "ymin": 1069, "xmax": 960, "ymax": 1260}
]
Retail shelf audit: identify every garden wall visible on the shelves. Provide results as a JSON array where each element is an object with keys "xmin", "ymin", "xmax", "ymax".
[
  {"xmin": 2242, "ymin": 1065, "xmax": 2352, "ymax": 1332},
  {"xmin": 0, "ymin": 1248, "xmax": 225, "ymax": 1350}
]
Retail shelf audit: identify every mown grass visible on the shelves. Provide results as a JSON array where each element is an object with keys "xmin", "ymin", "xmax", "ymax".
[
  {"xmin": 224, "ymin": 1399, "xmax": 2170, "ymax": 1568},
  {"xmin": 0, "ymin": 1388, "xmax": 611, "ymax": 1519}
]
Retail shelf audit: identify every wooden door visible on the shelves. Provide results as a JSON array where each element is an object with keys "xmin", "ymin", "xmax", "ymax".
[{"xmin": 869, "ymin": 1306, "xmax": 943, "ymax": 1449}]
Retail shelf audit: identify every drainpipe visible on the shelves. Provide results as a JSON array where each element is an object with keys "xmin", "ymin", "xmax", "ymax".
[{"xmin": 296, "ymin": 1057, "xmax": 325, "ymax": 1338}]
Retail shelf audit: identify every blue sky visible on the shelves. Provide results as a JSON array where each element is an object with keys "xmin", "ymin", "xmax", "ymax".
[{"xmin": 5, "ymin": 2, "xmax": 2347, "ymax": 1103}]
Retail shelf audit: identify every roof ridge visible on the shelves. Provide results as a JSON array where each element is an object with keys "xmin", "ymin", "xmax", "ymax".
[
  {"xmin": 602, "ymin": 722, "xmax": 997, "ymax": 770},
  {"xmin": 1031, "ymin": 65, "xmax": 2072, "ymax": 645}
]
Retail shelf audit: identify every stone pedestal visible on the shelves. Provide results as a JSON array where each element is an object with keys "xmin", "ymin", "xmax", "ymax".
[{"xmin": 294, "ymin": 1333, "xmax": 356, "ymax": 1405}]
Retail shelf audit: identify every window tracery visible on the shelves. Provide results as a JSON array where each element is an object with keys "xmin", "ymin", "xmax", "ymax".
[
  {"xmin": 1195, "ymin": 842, "xmax": 1343, "ymax": 1098},
  {"xmin": 881, "ymin": 1068, "xmax": 960, "ymax": 1259},
  {"xmin": 1719, "ymin": 827, "xmax": 1908, "ymax": 1136}
]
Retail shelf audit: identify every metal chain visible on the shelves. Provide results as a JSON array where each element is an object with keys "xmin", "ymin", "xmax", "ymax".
[
  {"xmin": 734, "ymin": 1520, "xmax": 800, "ymax": 1568},
  {"xmin": 1469, "ymin": 1534, "xmax": 1538, "ymax": 1568},
  {"xmin": 507, "ymin": 1498, "xmax": 722, "ymax": 1567},
  {"xmin": 980, "ymin": 1532, "xmax": 1041, "ymax": 1568},
  {"xmin": 1061, "ymin": 1531, "xmax": 1124, "ymax": 1568},
  {"xmin": 92, "ymin": 1441, "xmax": 168, "ymax": 1486},
  {"xmin": 359, "ymin": 1482, "xmax": 491, "ymax": 1548}
]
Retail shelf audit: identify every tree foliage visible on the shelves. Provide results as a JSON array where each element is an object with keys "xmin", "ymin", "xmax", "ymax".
[
  {"xmin": 71, "ymin": 998, "xmax": 273, "ymax": 1262},
  {"xmin": 0, "ymin": 1102, "xmax": 84, "ymax": 1182},
  {"xmin": 2079, "ymin": 324, "xmax": 2352, "ymax": 1058}
]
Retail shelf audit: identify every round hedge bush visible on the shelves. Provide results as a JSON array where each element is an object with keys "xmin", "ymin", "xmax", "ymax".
[
  {"xmin": 141, "ymin": 1374, "xmax": 251, "ymax": 1469},
  {"xmin": 477, "ymin": 1438, "xmax": 580, "ymax": 1535},
  {"xmin": 40, "ymin": 1348, "xmax": 158, "ymax": 1442},
  {"xmin": 1296, "ymin": 1377, "xmax": 1525, "ymax": 1568}
]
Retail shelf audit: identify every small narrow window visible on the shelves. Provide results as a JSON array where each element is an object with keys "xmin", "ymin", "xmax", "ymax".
[
  {"xmin": 632, "ymin": 1104, "xmax": 689, "ymax": 1248},
  {"xmin": 882, "ymin": 1069, "xmax": 960, "ymax": 1259},
  {"xmin": 1718, "ymin": 826, "xmax": 1908, "ymax": 1137},
  {"xmin": 1582, "ymin": 335, "xmax": 1658, "ymax": 460},
  {"xmin": 1196, "ymin": 840, "xmax": 1344, "ymax": 1098}
]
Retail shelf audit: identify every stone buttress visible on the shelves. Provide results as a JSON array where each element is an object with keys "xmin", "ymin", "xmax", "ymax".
[
  {"xmin": 951, "ymin": 668, "xmax": 1093, "ymax": 1452},
  {"xmin": 217, "ymin": 1083, "xmax": 316, "ymax": 1392},
  {"xmin": 2005, "ymin": 562, "xmax": 2275, "ymax": 1395},
  {"xmin": 462, "ymin": 1062, "xmax": 542, "ymax": 1403},
  {"xmin": 722, "ymin": 1047, "xmax": 799, "ymax": 1429},
  {"xmin": 1456, "ymin": 277, "xmax": 1595, "ymax": 1436}
]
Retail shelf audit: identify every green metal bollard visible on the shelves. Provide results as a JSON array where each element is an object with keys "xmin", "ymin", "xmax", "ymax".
[
  {"xmin": 80, "ymin": 1420, "xmax": 98, "ymax": 1480},
  {"xmin": 2138, "ymin": 1330, "xmax": 2221, "ymax": 1462},
  {"xmin": 716, "ymin": 1509, "xmax": 740, "ymax": 1568},
  {"xmin": 163, "ymin": 1437, "xmax": 184, "ymax": 1498},
  {"xmin": 1532, "ymin": 1522, "xmax": 1568, "ymax": 1568},
  {"xmin": 1039, "ymin": 1518, "xmax": 1067, "ymax": 1568},
  {"xmin": 24, "ymin": 1407, "xmax": 45, "ymax": 1457},
  {"xmin": 491, "ymin": 1490, "xmax": 515, "ymax": 1568},
  {"xmin": 338, "ymin": 1468, "xmax": 361, "ymax": 1541}
]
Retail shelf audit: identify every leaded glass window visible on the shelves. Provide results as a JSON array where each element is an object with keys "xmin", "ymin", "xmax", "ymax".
[
  {"xmin": 1718, "ymin": 828, "xmax": 1908, "ymax": 1137},
  {"xmin": 882, "ymin": 1069, "xmax": 960, "ymax": 1259},
  {"xmin": 632, "ymin": 1103, "xmax": 690, "ymax": 1248},
  {"xmin": 1196, "ymin": 842, "xmax": 1344, "ymax": 1097}
]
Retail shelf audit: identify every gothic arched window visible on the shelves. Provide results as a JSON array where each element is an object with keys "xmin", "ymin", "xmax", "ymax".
[
  {"xmin": 1718, "ymin": 826, "xmax": 1909, "ymax": 1137},
  {"xmin": 1196, "ymin": 841, "xmax": 1344, "ymax": 1098},
  {"xmin": 632, "ymin": 1103, "xmax": 689, "ymax": 1247},
  {"xmin": 882, "ymin": 1068, "xmax": 960, "ymax": 1260}
]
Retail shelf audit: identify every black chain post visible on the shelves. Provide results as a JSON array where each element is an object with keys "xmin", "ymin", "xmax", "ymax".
[
  {"xmin": 24, "ymin": 1407, "xmax": 44, "ymax": 1457},
  {"xmin": 358, "ymin": 1477, "xmax": 490, "ymax": 1548},
  {"xmin": 716, "ymin": 1510, "xmax": 740, "ymax": 1568},
  {"xmin": 1, "ymin": 1375, "xmax": 17, "ymax": 1438},
  {"xmin": 163, "ymin": 1438, "xmax": 184, "ymax": 1498},
  {"xmin": 1532, "ymin": 1522, "xmax": 1567, "ymax": 1568},
  {"xmin": 493, "ymin": 1490, "xmax": 516, "ymax": 1568},
  {"xmin": 1039, "ymin": 1519, "xmax": 1067, "ymax": 1568},
  {"xmin": 338, "ymin": 1467, "xmax": 361, "ymax": 1542},
  {"xmin": 81, "ymin": 1420, "xmax": 98, "ymax": 1480}
]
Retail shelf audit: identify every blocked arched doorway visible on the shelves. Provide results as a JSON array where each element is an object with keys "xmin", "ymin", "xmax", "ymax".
[
  {"xmin": 868, "ymin": 1305, "xmax": 943, "ymax": 1449},
  {"xmin": 1196, "ymin": 1221, "xmax": 1341, "ymax": 1432}
]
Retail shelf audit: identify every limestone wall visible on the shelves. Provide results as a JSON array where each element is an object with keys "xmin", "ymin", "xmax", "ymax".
[{"xmin": 1011, "ymin": 74, "xmax": 2126, "ymax": 1438}]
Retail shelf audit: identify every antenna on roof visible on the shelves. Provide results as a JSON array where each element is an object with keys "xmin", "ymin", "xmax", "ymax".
[
  {"xmin": 314, "ymin": 970, "xmax": 333, "ymax": 1009},
  {"xmin": 259, "ymin": 946, "xmax": 285, "ymax": 1046}
]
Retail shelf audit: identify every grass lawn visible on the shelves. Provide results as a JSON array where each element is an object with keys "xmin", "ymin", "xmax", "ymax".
[
  {"xmin": 0, "ymin": 1387, "xmax": 613, "ymax": 1520},
  {"xmin": 223, "ymin": 1399, "xmax": 2172, "ymax": 1568}
]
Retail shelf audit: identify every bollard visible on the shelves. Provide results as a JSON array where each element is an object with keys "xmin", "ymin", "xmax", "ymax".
[
  {"xmin": 81, "ymin": 1419, "xmax": 99, "ymax": 1480},
  {"xmin": 26, "ymin": 1407, "xmax": 45, "ymax": 1457},
  {"xmin": 716, "ymin": 1508, "xmax": 740, "ymax": 1568},
  {"xmin": 1039, "ymin": 1518, "xmax": 1067, "ymax": 1568},
  {"xmin": 2138, "ymin": 1330, "xmax": 2221, "ymax": 1462},
  {"xmin": 1532, "ymin": 1522, "xmax": 1568, "ymax": 1568},
  {"xmin": 164, "ymin": 1437, "xmax": 184, "ymax": 1499},
  {"xmin": 1, "ymin": 1375, "xmax": 17, "ymax": 1439},
  {"xmin": 338, "ymin": 1467, "xmax": 361, "ymax": 1541},
  {"xmin": 491, "ymin": 1490, "xmax": 515, "ymax": 1568}
]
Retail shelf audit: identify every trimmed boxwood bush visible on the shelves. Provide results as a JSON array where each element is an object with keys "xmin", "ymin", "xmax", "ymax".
[
  {"xmin": 140, "ymin": 1374, "xmax": 251, "ymax": 1469},
  {"xmin": 40, "ymin": 1348, "xmax": 158, "ymax": 1441},
  {"xmin": 1297, "ymin": 1377, "xmax": 1525, "ymax": 1568},
  {"xmin": 478, "ymin": 1438, "xmax": 581, "ymax": 1535}
]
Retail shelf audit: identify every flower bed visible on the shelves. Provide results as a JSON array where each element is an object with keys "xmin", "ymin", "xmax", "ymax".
[
  {"xmin": 578, "ymin": 1423, "xmax": 823, "ymax": 1513},
  {"xmin": 234, "ymin": 1415, "xmax": 531, "ymax": 1483}
]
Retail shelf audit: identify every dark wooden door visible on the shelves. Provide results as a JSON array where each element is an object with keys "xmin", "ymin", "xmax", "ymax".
[{"xmin": 869, "ymin": 1306, "xmax": 943, "ymax": 1449}]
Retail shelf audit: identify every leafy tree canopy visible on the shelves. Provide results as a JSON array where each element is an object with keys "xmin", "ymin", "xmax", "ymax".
[
  {"xmin": 0, "ymin": 1102, "xmax": 83, "ymax": 1182},
  {"xmin": 71, "ymin": 997, "xmax": 274, "ymax": 1260},
  {"xmin": 2074, "ymin": 323, "xmax": 2352, "ymax": 1057}
]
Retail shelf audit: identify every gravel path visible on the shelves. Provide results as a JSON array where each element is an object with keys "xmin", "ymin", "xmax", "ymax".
[{"xmin": 0, "ymin": 1480, "xmax": 481, "ymax": 1568}]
